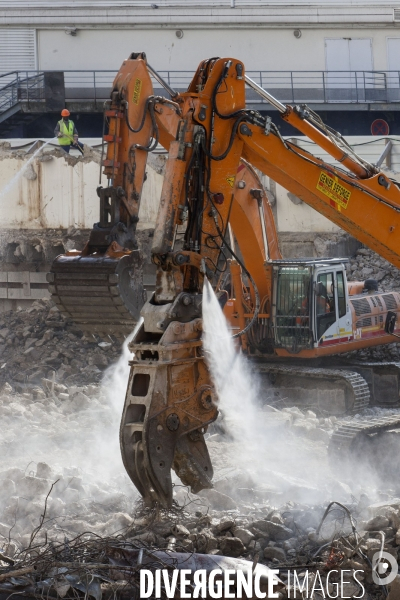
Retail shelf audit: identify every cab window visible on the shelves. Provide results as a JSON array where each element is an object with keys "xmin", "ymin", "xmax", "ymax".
[
  {"xmin": 336, "ymin": 272, "xmax": 346, "ymax": 318},
  {"xmin": 316, "ymin": 272, "xmax": 336, "ymax": 339},
  {"xmin": 316, "ymin": 272, "xmax": 335, "ymax": 314}
]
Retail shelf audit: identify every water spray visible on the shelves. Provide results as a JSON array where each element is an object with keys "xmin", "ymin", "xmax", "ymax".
[{"xmin": 0, "ymin": 138, "xmax": 58, "ymax": 201}]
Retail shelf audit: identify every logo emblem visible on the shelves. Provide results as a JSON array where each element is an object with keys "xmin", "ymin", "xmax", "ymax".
[
  {"xmin": 133, "ymin": 78, "xmax": 142, "ymax": 105},
  {"xmin": 372, "ymin": 551, "xmax": 398, "ymax": 586}
]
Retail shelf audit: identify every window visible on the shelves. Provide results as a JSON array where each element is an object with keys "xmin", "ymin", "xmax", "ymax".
[
  {"xmin": 275, "ymin": 266, "xmax": 312, "ymax": 351},
  {"xmin": 336, "ymin": 272, "xmax": 346, "ymax": 318},
  {"xmin": 317, "ymin": 272, "xmax": 335, "ymax": 313},
  {"xmin": 316, "ymin": 272, "xmax": 336, "ymax": 339}
]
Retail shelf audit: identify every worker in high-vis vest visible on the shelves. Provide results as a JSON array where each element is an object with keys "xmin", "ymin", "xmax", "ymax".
[{"xmin": 54, "ymin": 109, "xmax": 84, "ymax": 154}]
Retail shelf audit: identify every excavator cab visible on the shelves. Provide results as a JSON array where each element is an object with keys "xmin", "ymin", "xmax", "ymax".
[{"xmin": 273, "ymin": 259, "xmax": 349, "ymax": 353}]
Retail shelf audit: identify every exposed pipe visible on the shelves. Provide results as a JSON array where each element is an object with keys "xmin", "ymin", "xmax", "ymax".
[
  {"xmin": 146, "ymin": 63, "xmax": 178, "ymax": 98},
  {"xmin": 245, "ymin": 75, "xmax": 286, "ymax": 113},
  {"xmin": 375, "ymin": 140, "xmax": 392, "ymax": 168},
  {"xmin": 245, "ymin": 74, "xmax": 372, "ymax": 178}
]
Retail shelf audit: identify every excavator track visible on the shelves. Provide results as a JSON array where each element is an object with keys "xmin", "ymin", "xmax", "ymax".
[
  {"xmin": 255, "ymin": 364, "xmax": 371, "ymax": 415},
  {"xmin": 329, "ymin": 414, "xmax": 400, "ymax": 480},
  {"xmin": 342, "ymin": 361, "xmax": 400, "ymax": 409},
  {"xmin": 47, "ymin": 251, "xmax": 145, "ymax": 339},
  {"xmin": 330, "ymin": 415, "xmax": 400, "ymax": 457}
]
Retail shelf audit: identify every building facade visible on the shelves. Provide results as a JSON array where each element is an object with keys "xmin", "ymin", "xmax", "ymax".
[{"xmin": 0, "ymin": 0, "xmax": 400, "ymax": 136}]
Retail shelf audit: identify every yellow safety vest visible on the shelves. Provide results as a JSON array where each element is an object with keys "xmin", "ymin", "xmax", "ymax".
[{"xmin": 58, "ymin": 120, "xmax": 75, "ymax": 146}]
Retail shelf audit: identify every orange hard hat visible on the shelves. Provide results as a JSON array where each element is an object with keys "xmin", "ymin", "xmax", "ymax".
[{"xmin": 61, "ymin": 109, "xmax": 70, "ymax": 117}]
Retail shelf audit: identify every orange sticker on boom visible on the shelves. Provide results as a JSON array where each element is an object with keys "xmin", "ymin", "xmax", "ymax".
[
  {"xmin": 132, "ymin": 78, "xmax": 142, "ymax": 105},
  {"xmin": 317, "ymin": 172, "xmax": 351, "ymax": 209},
  {"xmin": 226, "ymin": 175, "xmax": 235, "ymax": 188}
]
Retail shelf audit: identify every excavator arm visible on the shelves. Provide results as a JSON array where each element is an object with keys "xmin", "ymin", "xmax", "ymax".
[
  {"xmin": 50, "ymin": 53, "xmax": 400, "ymax": 506},
  {"xmin": 239, "ymin": 120, "xmax": 400, "ymax": 269},
  {"xmin": 116, "ymin": 55, "xmax": 400, "ymax": 507},
  {"xmin": 120, "ymin": 156, "xmax": 278, "ymax": 507},
  {"xmin": 48, "ymin": 53, "xmax": 182, "ymax": 337}
]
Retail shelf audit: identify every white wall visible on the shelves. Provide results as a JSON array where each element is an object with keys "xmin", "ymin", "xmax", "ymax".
[
  {"xmin": 0, "ymin": 147, "xmax": 163, "ymax": 230},
  {"xmin": 36, "ymin": 28, "xmax": 400, "ymax": 73},
  {"xmin": 275, "ymin": 184, "xmax": 341, "ymax": 233},
  {"xmin": 1, "ymin": 136, "xmax": 399, "ymax": 234}
]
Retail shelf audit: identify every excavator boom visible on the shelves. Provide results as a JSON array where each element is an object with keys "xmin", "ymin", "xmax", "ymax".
[
  {"xmin": 48, "ymin": 54, "xmax": 180, "ymax": 338},
  {"xmin": 118, "ymin": 55, "xmax": 400, "ymax": 506},
  {"xmin": 239, "ymin": 122, "xmax": 400, "ymax": 269},
  {"xmin": 50, "ymin": 54, "xmax": 400, "ymax": 507}
]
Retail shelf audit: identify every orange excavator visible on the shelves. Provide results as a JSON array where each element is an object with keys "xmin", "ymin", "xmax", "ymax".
[{"xmin": 50, "ymin": 54, "xmax": 400, "ymax": 507}]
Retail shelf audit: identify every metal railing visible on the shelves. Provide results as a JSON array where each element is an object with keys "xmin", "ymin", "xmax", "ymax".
[
  {"xmin": 63, "ymin": 71, "xmax": 116, "ymax": 103},
  {"xmin": 1, "ymin": 69, "xmax": 400, "ymax": 114},
  {"xmin": 245, "ymin": 70, "xmax": 400, "ymax": 104},
  {"xmin": 0, "ymin": 71, "xmax": 45, "ymax": 113},
  {"xmin": 0, "ymin": 0, "xmax": 385, "ymax": 6}
]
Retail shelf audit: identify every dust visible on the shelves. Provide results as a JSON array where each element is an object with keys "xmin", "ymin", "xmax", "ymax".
[
  {"xmin": 100, "ymin": 318, "xmax": 143, "ymax": 479},
  {"xmin": 0, "ymin": 322, "xmax": 145, "ymax": 547},
  {"xmin": 201, "ymin": 279, "xmax": 382, "ymax": 505}
]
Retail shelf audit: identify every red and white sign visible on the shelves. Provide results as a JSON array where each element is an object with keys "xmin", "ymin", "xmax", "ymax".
[{"xmin": 371, "ymin": 119, "xmax": 390, "ymax": 136}]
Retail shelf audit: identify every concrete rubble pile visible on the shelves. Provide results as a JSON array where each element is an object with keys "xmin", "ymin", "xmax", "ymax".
[
  {"xmin": 0, "ymin": 374, "xmax": 399, "ymax": 597},
  {"xmin": 0, "ymin": 298, "xmax": 121, "ymax": 389},
  {"xmin": 1, "ymin": 492, "xmax": 399, "ymax": 598},
  {"xmin": 346, "ymin": 246, "xmax": 400, "ymax": 292},
  {"xmin": 0, "ymin": 379, "xmax": 138, "ymax": 547},
  {"xmin": 0, "ymin": 245, "xmax": 399, "ymax": 597}
]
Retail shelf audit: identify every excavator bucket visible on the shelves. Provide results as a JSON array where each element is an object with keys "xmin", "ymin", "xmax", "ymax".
[{"xmin": 48, "ymin": 250, "xmax": 146, "ymax": 339}]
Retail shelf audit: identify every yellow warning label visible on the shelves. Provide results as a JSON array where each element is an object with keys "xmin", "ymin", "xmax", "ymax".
[
  {"xmin": 317, "ymin": 171, "xmax": 351, "ymax": 209},
  {"xmin": 226, "ymin": 176, "xmax": 235, "ymax": 188},
  {"xmin": 132, "ymin": 78, "xmax": 142, "ymax": 105}
]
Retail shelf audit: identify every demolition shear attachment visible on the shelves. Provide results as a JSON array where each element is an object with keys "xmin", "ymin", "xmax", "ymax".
[{"xmin": 120, "ymin": 318, "xmax": 218, "ymax": 507}]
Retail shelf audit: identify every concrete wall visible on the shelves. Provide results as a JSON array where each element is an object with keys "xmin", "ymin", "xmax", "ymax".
[
  {"xmin": 0, "ymin": 141, "xmax": 164, "ymax": 310},
  {"xmin": 0, "ymin": 142, "xmax": 163, "ymax": 230},
  {"xmin": 36, "ymin": 27, "xmax": 400, "ymax": 73},
  {"xmin": 1, "ymin": 135, "xmax": 399, "ymax": 235}
]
